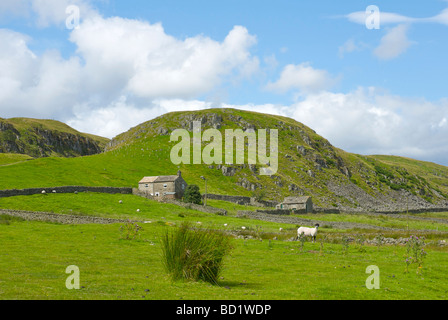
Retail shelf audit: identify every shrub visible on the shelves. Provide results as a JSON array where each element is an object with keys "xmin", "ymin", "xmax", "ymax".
[
  {"xmin": 119, "ymin": 220, "xmax": 143, "ymax": 240},
  {"xmin": 160, "ymin": 223, "xmax": 233, "ymax": 284},
  {"xmin": 404, "ymin": 235, "xmax": 427, "ymax": 274},
  {"xmin": 183, "ymin": 185, "xmax": 202, "ymax": 205}
]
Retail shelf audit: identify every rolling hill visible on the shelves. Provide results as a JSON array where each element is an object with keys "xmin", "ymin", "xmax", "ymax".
[{"xmin": 1, "ymin": 108, "xmax": 448, "ymax": 212}]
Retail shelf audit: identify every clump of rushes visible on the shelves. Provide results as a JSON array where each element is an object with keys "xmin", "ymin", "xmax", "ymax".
[{"xmin": 160, "ymin": 222, "xmax": 233, "ymax": 285}]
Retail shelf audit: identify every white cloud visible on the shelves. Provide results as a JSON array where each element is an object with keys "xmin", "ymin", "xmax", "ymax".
[
  {"xmin": 67, "ymin": 97, "xmax": 212, "ymax": 138},
  {"xmin": 265, "ymin": 63, "xmax": 338, "ymax": 94},
  {"xmin": 344, "ymin": 7, "xmax": 448, "ymax": 60},
  {"xmin": 69, "ymin": 17, "xmax": 259, "ymax": 100},
  {"xmin": 429, "ymin": 8, "xmax": 448, "ymax": 25},
  {"xmin": 0, "ymin": 16, "xmax": 259, "ymax": 136},
  {"xmin": 31, "ymin": 0, "xmax": 98, "ymax": 28},
  {"xmin": 373, "ymin": 24, "xmax": 413, "ymax": 60},
  {"xmin": 338, "ymin": 39, "xmax": 365, "ymax": 58},
  {"xmin": 0, "ymin": 29, "xmax": 83, "ymax": 118},
  {"xmin": 346, "ymin": 11, "xmax": 416, "ymax": 26},
  {"xmin": 0, "ymin": 0, "xmax": 30, "ymax": 18},
  {"xmin": 284, "ymin": 88, "xmax": 448, "ymax": 165},
  {"xmin": 0, "ymin": 0, "xmax": 97, "ymax": 27},
  {"xmin": 344, "ymin": 7, "xmax": 448, "ymax": 26}
]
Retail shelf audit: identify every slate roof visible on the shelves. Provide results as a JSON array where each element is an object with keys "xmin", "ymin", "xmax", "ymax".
[
  {"xmin": 139, "ymin": 174, "xmax": 181, "ymax": 184},
  {"xmin": 283, "ymin": 196, "xmax": 311, "ymax": 204}
]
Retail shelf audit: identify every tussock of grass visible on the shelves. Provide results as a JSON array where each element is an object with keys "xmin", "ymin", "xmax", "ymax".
[{"xmin": 160, "ymin": 223, "xmax": 233, "ymax": 284}]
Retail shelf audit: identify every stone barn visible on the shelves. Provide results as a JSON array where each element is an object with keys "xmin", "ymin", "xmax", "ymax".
[
  {"xmin": 138, "ymin": 170, "xmax": 187, "ymax": 200},
  {"xmin": 276, "ymin": 196, "xmax": 313, "ymax": 213}
]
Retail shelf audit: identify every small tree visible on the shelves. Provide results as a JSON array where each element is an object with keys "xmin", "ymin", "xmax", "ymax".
[{"xmin": 183, "ymin": 184, "xmax": 202, "ymax": 205}]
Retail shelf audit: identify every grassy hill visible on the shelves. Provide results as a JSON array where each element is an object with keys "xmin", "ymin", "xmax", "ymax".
[
  {"xmin": 1, "ymin": 108, "xmax": 448, "ymax": 212},
  {"xmin": 0, "ymin": 117, "xmax": 109, "ymax": 158}
]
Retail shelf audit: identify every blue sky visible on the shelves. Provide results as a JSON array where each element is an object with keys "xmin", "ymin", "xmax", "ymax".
[{"xmin": 1, "ymin": 0, "xmax": 448, "ymax": 165}]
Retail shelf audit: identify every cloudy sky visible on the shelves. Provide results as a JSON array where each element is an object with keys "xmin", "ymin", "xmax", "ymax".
[{"xmin": 1, "ymin": 0, "xmax": 448, "ymax": 166}]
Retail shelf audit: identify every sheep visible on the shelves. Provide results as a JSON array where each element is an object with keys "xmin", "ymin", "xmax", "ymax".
[{"xmin": 297, "ymin": 224, "xmax": 320, "ymax": 243}]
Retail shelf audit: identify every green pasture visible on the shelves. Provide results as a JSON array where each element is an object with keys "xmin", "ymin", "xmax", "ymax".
[{"xmin": 0, "ymin": 192, "xmax": 448, "ymax": 300}]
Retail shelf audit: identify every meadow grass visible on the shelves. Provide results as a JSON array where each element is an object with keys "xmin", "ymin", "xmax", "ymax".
[
  {"xmin": 1, "ymin": 191, "xmax": 448, "ymax": 300},
  {"xmin": 0, "ymin": 153, "xmax": 34, "ymax": 166},
  {"xmin": 1, "ymin": 218, "xmax": 447, "ymax": 300}
]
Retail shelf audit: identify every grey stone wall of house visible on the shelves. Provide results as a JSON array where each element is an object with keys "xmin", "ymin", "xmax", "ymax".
[
  {"xmin": 138, "ymin": 183, "xmax": 154, "ymax": 194},
  {"xmin": 139, "ymin": 175, "xmax": 186, "ymax": 199},
  {"xmin": 174, "ymin": 177, "xmax": 187, "ymax": 198},
  {"xmin": 152, "ymin": 181, "xmax": 176, "ymax": 197},
  {"xmin": 0, "ymin": 186, "xmax": 133, "ymax": 198}
]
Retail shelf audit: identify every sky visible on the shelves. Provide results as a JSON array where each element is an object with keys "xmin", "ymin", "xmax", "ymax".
[{"xmin": 1, "ymin": 0, "xmax": 448, "ymax": 165}]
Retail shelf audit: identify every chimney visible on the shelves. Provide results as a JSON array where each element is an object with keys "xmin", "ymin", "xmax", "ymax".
[{"xmin": 177, "ymin": 170, "xmax": 181, "ymax": 177}]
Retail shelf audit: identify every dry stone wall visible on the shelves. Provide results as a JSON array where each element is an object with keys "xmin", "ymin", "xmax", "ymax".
[{"xmin": 0, "ymin": 186, "xmax": 133, "ymax": 198}]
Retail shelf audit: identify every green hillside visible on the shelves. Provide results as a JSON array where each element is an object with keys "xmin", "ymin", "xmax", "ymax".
[
  {"xmin": 1, "ymin": 108, "xmax": 448, "ymax": 212},
  {"xmin": 0, "ymin": 117, "xmax": 109, "ymax": 158}
]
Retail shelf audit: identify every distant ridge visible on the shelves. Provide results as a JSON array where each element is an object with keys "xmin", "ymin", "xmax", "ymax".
[{"xmin": 0, "ymin": 117, "xmax": 109, "ymax": 158}]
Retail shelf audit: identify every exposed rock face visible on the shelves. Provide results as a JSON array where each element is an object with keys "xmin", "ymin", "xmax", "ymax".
[{"xmin": 0, "ymin": 119, "xmax": 105, "ymax": 158}]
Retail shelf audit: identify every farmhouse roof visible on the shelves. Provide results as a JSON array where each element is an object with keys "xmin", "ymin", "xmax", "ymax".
[
  {"xmin": 139, "ymin": 171, "xmax": 183, "ymax": 184},
  {"xmin": 139, "ymin": 176, "xmax": 159, "ymax": 184},
  {"xmin": 154, "ymin": 175, "xmax": 180, "ymax": 182},
  {"xmin": 283, "ymin": 196, "xmax": 311, "ymax": 204}
]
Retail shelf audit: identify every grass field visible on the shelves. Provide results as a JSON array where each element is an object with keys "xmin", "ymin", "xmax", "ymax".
[
  {"xmin": 1, "ymin": 192, "xmax": 448, "ymax": 300},
  {"xmin": 1, "ymin": 109, "xmax": 448, "ymax": 300}
]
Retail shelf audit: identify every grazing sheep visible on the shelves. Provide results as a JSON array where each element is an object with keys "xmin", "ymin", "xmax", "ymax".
[
  {"xmin": 41, "ymin": 190, "xmax": 46, "ymax": 194},
  {"xmin": 297, "ymin": 224, "xmax": 320, "ymax": 243}
]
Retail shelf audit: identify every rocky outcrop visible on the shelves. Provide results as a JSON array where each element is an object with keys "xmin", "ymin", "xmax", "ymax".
[{"xmin": 0, "ymin": 119, "xmax": 106, "ymax": 158}]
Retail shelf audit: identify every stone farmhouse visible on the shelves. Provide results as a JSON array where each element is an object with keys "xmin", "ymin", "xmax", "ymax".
[
  {"xmin": 138, "ymin": 170, "xmax": 187, "ymax": 200},
  {"xmin": 276, "ymin": 196, "xmax": 313, "ymax": 213}
]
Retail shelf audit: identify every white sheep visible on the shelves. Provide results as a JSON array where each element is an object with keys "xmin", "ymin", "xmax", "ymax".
[{"xmin": 297, "ymin": 224, "xmax": 320, "ymax": 243}]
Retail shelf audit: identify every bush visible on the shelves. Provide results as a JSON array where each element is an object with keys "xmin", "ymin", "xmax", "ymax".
[
  {"xmin": 160, "ymin": 223, "xmax": 233, "ymax": 284},
  {"xmin": 119, "ymin": 220, "xmax": 143, "ymax": 240},
  {"xmin": 183, "ymin": 185, "xmax": 202, "ymax": 205}
]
